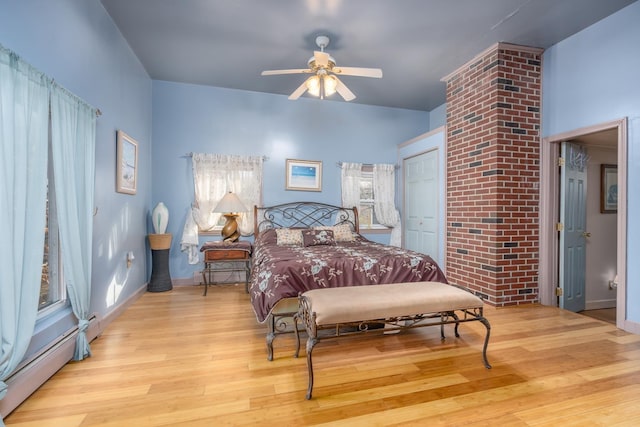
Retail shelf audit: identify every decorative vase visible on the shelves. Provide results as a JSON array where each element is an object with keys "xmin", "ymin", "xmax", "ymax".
[{"xmin": 152, "ymin": 202, "xmax": 169, "ymax": 234}]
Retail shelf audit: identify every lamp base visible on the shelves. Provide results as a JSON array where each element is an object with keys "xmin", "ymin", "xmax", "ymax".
[{"xmin": 221, "ymin": 214, "xmax": 240, "ymax": 242}]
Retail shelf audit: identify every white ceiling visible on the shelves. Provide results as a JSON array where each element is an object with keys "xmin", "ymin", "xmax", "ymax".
[{"xmin": 99, "ymin": 0, "xmax": 636, "ymax": 111}]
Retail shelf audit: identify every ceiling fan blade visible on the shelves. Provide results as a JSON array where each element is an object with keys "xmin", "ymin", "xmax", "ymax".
[
  {"xmin": 314, "ymin": 51, "xmax": 330, "ymax": 67},
  {"xmin": 333, "ymin": 67, "xmax": 383, "ymax": 78},
  {"xmin": 333, "ymin": 76, "xmax": 355, "ymax": 102},
  {"xmin": 261, "ymin": 69, "xmax": 310, "ymax": 76},
  {"xmin": 288, "ymin": 80, "xmax": 309, "ymax": 100}
]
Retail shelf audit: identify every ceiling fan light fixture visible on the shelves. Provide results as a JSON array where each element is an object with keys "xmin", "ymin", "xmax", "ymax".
[
  {"xmin": 323, "ymin": 75, "xmax": 337, "ymax": 96},
  {"xmin": 306, "ymin": 75, "xmax": 321, "ymax": 96}
]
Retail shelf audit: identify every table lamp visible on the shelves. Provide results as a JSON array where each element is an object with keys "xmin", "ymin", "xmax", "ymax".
[{"xmin": 213, "ymin": 192, "xmax": 248, "ymax": 242}]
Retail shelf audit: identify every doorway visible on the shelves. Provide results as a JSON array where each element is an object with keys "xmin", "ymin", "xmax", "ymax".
[{"xmin": 539, "ymin": 118, "xmax": 627, "ymax": 330}]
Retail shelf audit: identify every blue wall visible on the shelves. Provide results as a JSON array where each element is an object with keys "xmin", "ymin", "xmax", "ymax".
[
  {"xmin": 429, "ymin": 103, "xmax": 447, "ymax": 129},
  {"xmin": 152, "ymin": 80, "xmax": 430, "ymax": 279},
  {"xmin": 541, "ymin": 1, "xmax": 640, "ymax": 323},
  {"xmin": 0, "ymin": 0, "xmax": 153, "ymax": 332}
]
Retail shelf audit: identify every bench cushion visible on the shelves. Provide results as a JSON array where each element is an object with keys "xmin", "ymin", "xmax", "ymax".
[{"xmin": 302, "ymin": 281, "xmax": 483, "ymax": 325}]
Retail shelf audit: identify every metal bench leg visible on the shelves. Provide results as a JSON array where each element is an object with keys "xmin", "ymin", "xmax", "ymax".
[
  {"xmin": 305, "ymin": 335, "xmax": 318, "ymax": 400},
  {"xmin": 479, "ymin": 315, "xmax": 492, "ymax": 369},
  {"xmin": 451, "ymin": 312, "xmax": 461, "ymax": 337},
  {"xmin": 293, "ymin": 313, "xmax": 301, "ymax": 358}
]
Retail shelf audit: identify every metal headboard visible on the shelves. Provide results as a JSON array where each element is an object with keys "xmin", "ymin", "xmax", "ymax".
[{"xmin": 254, "ymin": 202, "xmax": 359, "ymax": 236}]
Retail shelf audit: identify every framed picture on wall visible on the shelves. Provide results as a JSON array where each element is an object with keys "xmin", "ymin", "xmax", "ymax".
[
  {"xmin": 285, "ymin": 159, "xmax": 322, "ymax": 191},
  {"xmin": 600, "ymin": 164, "xmax": 617, "ymax": 213},
  {"xmin": 116, "ymin": 130, "xmax": 138, "ymax": 195}
]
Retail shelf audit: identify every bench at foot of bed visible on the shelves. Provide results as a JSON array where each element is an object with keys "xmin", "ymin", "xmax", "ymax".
[{"xmin": 293, "ymin": 281, "xmax": 491, "ymax": 400}]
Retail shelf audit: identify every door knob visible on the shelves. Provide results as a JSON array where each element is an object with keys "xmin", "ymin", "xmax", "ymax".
[{"xmin": 582, "ymin": 232, "xmax": 592, "ymax": 238}]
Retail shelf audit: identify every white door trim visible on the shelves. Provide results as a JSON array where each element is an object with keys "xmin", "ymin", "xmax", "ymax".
[{"xmin": 539, "ymin": 118, "xmax": 628, "ymax": 331}]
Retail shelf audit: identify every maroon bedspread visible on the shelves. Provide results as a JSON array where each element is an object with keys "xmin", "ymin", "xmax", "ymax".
[{"xmin": 249, "ymin": 229, "xmax": 447, "ymax": 323}]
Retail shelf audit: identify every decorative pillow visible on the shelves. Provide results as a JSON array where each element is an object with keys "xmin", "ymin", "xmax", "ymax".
[
  {"xmin": 313, "ymin": 223, "xmax": 355, "ymax": 242},
  {"xmin": 302, "ymin": 229, "xmax": 336, "ymax": 247},
  {"xmin": 275, "ymin": 228, "xmax": 303, "ymax": 246},
  {"xmin": 257, "ymin": 228, "xmax": 278, "ymax": 245}
]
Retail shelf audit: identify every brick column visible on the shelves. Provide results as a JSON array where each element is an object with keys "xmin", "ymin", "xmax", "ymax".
[{"xmin": 444, "ymin": 43, "xmax": 542, "ymax": 306}]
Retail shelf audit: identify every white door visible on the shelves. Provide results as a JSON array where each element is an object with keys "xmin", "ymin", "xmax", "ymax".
[
  {"xmin": 559, "ymin": 142, "xmax": 588, "ymax": 312},
  {"xmin": 404, "ymin": 150, "xmax": 438, "ymax": 257}
]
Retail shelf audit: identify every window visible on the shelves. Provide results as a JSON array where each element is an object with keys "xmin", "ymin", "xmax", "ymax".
[
  {"xmin": 358, "ymin": 169, "xmax": 387, "ymax": 230},
  {"xmin": 39, "ymin": 133, "xmax": 66, "ymax": 314},
  {"xmin": 341, "ymin": 162, "xmax": 396, "ymax": 232},
  {"xmin": 190, "ymin": 154, "xmax": 263, "ymax": 235}
]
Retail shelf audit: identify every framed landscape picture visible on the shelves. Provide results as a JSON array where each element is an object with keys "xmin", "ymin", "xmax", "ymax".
[
  {"xmin": 116, "ymin": 130, "xmax": 138, "ymax": 195},
  {"xmin": 285, "ymin": 159, "xmax": 322, "ymax": 191},
  {"xmin": 600, "ymin": 164, "xmax": 617, "ymax": 213}
]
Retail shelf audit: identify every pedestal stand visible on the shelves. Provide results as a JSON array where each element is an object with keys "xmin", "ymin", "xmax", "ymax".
[{"xmin": 148, "ymin": 233, "xmax": 173, "ymax": 292}]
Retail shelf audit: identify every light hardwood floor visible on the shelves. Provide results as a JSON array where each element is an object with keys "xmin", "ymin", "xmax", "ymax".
[{"xmin": 5, "ymin": 284, "xmax": 640, "ymax": 426}]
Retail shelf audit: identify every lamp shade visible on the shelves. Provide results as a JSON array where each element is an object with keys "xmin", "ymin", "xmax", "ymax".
[{"xmin": 213, "ymin": 192, "xmax": 248, "ymax": 213}]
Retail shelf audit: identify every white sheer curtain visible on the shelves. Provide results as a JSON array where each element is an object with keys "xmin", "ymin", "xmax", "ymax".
[
  {"xmin": 373, "ymin": 163, "xmax": 402, "ymax": 247},
  {"xmin": 50, "ymin": 85, "xmax": 96, "ymax": 361},
  {"xmin": 182, "ymin": 154, "xmax": 262, "ymax": 263},
  {"xmin": 190, "ymin": 153, "xmax": 227, "ymax": 231},
  {"xmin": 340, "ymin": 162, "xmax": 362, "ymax": 210},
  {"xmin": 0, "ymin": 46, "xmax": 50, "ymax": 402}
]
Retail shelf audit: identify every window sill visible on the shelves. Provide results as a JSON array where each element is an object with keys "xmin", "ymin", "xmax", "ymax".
[{"xmin": 359, "ymin": 226, "xmax": 391, "ymax": 234}]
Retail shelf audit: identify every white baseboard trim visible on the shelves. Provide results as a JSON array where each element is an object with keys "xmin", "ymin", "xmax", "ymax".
[
  {"xmin": 0, "ymin": 283, "xmax": 147, "ymax": 419},
  {"xmin": 585, "ymin": 299, "xmax": 617, "ymax": 310},
  {"xmin": 173, "ymin": 277, "xmax": 198, "ymax": 286},
  {"xmin": 623, "ymin": 319, "xmax": 640, "ymax": 334}
]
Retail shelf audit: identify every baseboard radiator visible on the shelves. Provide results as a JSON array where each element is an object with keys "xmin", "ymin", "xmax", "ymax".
[
  {"xmin": 1, "ymin": 283, "xmax": 146, "ymax": 419},
  {"xmin": 0, "ymin": 314, "xmax": 100, "ymax": 418}
]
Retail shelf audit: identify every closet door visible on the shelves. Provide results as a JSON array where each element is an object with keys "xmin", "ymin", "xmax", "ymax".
[{"xmin": 404, "ymin": 149, "xmax": 439, "ymax": 258}]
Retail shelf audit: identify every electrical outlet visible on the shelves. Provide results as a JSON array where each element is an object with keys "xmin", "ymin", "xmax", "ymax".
[{"xmin": 126, "ymin": 251, "xmax": 135, "ymax": 268}]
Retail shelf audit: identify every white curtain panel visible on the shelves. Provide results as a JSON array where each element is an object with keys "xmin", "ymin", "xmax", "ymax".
[
  {"xmin": 340, "ymin": 162, "xmax": 363, "ymax": 227},
  {"xmin": 373, "ymin": 164, "xmax": 402, "ymax": 247},
  {"xmin": 50, "ymin": 85, "xmax": 97, "ymax": 361},
  {"xmin": 191, "ymin": 153, "xmax": 228, "ymax": 231},
  {"xmin": 232, "ymin": 156, "xmax": 263, "ymax": 235},
  {"xmin": 340, "ymin": 162, "xmax": 362, "ymax": 210},
  {"xmin": 0, "ymin": 45, "xmax": 50, "ymax": 400}
]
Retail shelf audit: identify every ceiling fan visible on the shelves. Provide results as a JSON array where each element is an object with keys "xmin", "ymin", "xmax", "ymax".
[{"xmin": 261, "ymin": 35, "xmax": 383, "ymax": 101}]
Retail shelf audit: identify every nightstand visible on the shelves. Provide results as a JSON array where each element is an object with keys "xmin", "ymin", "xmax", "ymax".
[{"xmin": 200, "ymin": 241, "xmax": 252, "ymax": 296}]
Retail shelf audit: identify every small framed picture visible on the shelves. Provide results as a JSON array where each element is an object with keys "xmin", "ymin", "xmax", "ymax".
[
  {"xmin": 116, "ymin": 130, "xmax": 138, "ymax": 195},
  {"xmin": 285, "ymin": 159, "xmax": 322, "ymax": 192},
  {"xmin": 600, "ymin": 164, "xmax": 617, "ymax": 213}
]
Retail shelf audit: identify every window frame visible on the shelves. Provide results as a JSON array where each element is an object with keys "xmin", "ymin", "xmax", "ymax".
[
  {"xmin": 38, "ymin": 125, "xmax": 67, "ymax": 318},
  {"xmin": 358, "ymin": 168, "xmax": 390, "ymax": 231}
]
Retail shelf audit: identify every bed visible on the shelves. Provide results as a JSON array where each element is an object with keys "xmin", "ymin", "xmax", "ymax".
[{"xmin": 250, "ymin": 201, "xmax": 448, "ymax": 360}]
